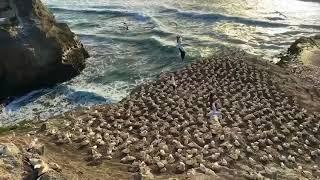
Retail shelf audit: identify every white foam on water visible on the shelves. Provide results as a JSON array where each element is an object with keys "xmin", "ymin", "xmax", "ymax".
[
  {"xmin": 150, "ymin": 35, "xmax": 175, "ymax": 47},
  {"xmin": 0, "ymin": 73, "xmax": 153, "ymax": 125}
]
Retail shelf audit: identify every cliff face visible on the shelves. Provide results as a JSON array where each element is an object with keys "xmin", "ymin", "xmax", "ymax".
[
  {"xmin": 277, "ymin": 35, "xmax": 320, "ymax": 66},
  {"xmin": 276, "ymin": 35, "xmax": 320, "ymax": 89},
  {"xmin": 0, "ymin": 0, "xmax": 89, "ymax": 99}
]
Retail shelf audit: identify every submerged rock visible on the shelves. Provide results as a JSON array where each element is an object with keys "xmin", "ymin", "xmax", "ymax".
[{"xmin": 0, "ymin": 0, "xmax": 89, "ymax": 99}]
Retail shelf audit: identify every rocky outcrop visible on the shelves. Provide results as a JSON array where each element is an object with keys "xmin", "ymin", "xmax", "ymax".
[
  {"xmin": 0, "ymin": 0, "xmax": 89, "ymax": 99},
  {"xmin": 0, "ymin": 140, "xmax": 67, "ymax": 180},
  {"xmin": 277, "ymin": 35, "xmax": 320, "ymax": 66},
  {"xmin": 276, "ymin": 35, "xmax": 320, "ymax": 90}
]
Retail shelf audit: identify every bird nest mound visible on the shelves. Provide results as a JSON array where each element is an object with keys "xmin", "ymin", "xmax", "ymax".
[{"xmin": 44, "ymin": 50, "xmax": 320, "ymax": 179}]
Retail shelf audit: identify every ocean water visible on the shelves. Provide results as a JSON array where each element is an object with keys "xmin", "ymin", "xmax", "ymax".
[{"xmin": 1, "ymin": 0, "xmax": 320, "ymax": 124}]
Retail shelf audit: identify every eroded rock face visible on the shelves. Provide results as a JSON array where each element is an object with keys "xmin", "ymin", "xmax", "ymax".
[
  {"xmin": 0, "ymin": 140, "xmax": 67, "ymax": 180},
  {"xmin": 276, "ymin": 35, "xmax": 320, "ymax": 92},
  {"xmin": 0, "ymin": 0, "xmax": 89, "ymax": 99},
  {"xmin": 277, "ymin": 35, "xmax": 320, "ymax": 66}
]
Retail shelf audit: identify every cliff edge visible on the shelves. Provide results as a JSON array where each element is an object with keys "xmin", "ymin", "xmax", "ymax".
[
  {"xmin": 0, "ymin": 0, "xmax": 89, "ymax": 99},
  {"xmin": 277, "ymin": 35, "xmax": 320, "ymax": 66}
]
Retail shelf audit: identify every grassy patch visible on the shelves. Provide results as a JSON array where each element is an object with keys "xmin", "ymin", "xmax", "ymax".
[
  {"xmin": 0, "ymin": 26, "xmax": 10, "ymax": 32},
  {"xmin": 0, "ymin": 23, "xmax": 12, "ymax": 32},
  {"xmin": 0, "ymin": 120, "xmax": 34, "ymax": 135}
]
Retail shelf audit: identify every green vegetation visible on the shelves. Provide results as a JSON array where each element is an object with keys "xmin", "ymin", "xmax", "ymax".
[
  {"xmin": 0, "ymin": 25, "xmax": 10, "ymax": 32},
  {"xmin": 0, "ymin": 120, "xmax": 34, "ymax": 135}
]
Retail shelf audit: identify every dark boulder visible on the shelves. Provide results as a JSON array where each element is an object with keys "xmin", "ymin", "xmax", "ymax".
[{"xmin": 0, "ymin": 0, "xmax": 89, "ymax": 99}]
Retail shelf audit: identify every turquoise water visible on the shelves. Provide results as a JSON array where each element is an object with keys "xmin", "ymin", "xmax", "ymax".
[{"xmin": 1, "ymin": 0, "xmax": 320, "ymax": 124}]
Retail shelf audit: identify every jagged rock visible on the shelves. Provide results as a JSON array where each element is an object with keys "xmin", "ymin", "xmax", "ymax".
[
  {"xmin": 0, "ymin": 0, "xmax": 89, "ymax": 98},
  {"xmin": 0, "ymin": 143, "xmax": 20, "ymax": 157},
  {"xmin": 276, "ymin": 35, "xmax": 320, "ymax": 87}
]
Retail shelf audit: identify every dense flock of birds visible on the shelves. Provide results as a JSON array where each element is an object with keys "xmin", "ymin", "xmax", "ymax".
[{"xmin": 45, "ymin": 51, "xmax": 320, "ymax": 178}]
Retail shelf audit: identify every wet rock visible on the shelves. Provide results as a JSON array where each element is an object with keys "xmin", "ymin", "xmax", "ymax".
[{"xmin": 0, "ymin": 0, "xmax": 89, "ymax": 98}]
